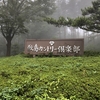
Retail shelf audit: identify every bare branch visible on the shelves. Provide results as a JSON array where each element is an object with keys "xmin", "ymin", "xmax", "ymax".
[{"xmin": 11, "ymin": 26, "xmax": 20, "ymax": 39}]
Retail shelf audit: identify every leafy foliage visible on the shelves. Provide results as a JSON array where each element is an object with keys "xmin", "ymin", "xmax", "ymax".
[
  {"xmin": 84, "ymin": 51, "xmax": 100, "ymax": 56},
  {"xmin": 0, "ymin": 55, "xmax": 100, "ymax": 99},
  {"xmin": 0, "ymin": 0, "xmax": 56, "ymax": 56}
]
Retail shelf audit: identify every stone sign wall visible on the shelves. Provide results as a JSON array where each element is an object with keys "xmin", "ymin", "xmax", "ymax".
[{"xmin": 24, "ymin": 39, "xmax": 84, "ymax": 56}]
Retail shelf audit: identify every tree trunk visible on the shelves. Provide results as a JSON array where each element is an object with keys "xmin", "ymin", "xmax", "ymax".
[{"xmin": 6, "ymin": 38, "xmax": 11, "ymax": 56}]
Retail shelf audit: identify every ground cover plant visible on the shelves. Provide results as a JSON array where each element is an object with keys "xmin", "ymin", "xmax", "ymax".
[{"xmin": 0, "ymin": 54, "xmax": 100, "ymax": 100}]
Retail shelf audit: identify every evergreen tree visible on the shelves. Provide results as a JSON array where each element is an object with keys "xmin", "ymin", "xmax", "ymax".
[
  {"xmin": 44, "ymin": 0, "xmax": 100, "ymax": 33},
  {"xmin": 73, "ymin": 0, "xmax": 100, "ymax": 33}
]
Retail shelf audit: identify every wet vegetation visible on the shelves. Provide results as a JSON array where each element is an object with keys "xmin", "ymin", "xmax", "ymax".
[{"xmin": 0, "ymin": 53, "xmax": 100, "ymax": 99}]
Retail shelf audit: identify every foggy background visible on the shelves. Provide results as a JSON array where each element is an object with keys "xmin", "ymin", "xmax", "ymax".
[{"xmin": 0, "ymin": 0, "xmax": 99, "ymax": 56}]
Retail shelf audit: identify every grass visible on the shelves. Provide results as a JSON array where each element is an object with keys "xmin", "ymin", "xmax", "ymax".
[{"xmin": 0, "ymin": 54, "xmax": 100, "ymax": 99}]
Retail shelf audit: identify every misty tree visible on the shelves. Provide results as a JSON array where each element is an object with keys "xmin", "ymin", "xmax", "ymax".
[
  {"xmin": 25, "ymin": 0, "xmax": 57, "ymax": 39},
  {"xmin": 72, "ymin": 0, "xmax": 100, "ymax": 33},
  {"xmin": 45, "ymin": 0, "xmax": 84, "ymax": 38},
  {"xmin": 0, "ymin": 0, "xmax": 55, "ymax": 56},
  {"xmin": 45, "ymin": 0, "xmax": 100, "ymax": 33}
]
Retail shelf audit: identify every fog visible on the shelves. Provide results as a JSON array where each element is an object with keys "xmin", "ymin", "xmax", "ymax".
[{"xmin": 0, "ymin": 0, "xmax": 99, "ymax": 56}]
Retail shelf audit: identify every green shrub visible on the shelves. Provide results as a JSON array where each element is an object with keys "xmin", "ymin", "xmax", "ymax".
[
  {"xmin": 0, "ymin": 55, "xmax": 100, "ymax": 99},
  {"xmin": 11, "ymin": 44, "xmax": 19, "ymax": 56},
  {"xmin": 84, "ymin": 51, "xmax": 100, "ymax": 56}
]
